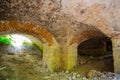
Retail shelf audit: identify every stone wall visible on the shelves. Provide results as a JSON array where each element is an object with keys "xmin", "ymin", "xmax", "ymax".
[{"xmin": 0, "ymin": 0, "xmax": 120, "ymax": 72}]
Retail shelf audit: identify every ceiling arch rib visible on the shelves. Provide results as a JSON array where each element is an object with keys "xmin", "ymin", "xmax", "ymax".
[
  {"xmin": 0, "ymin": 21, "xmax": 54, "ymax": 45},
  {"xmin": 70, "ymin": 30, "xmax": 107, "ymax": 45}
]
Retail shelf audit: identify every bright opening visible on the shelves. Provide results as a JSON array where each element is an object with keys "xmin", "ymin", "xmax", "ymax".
[
  {"xmin": 10, "ymin": 34, "xmax": 32, "ymax": 48},
  {"xmin": 0, "ymin": 34, "xmax": 43, "ymax": 55}
]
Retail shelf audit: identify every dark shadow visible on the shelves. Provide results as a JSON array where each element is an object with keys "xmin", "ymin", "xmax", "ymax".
[{"xmin": 77, "ymin": 36, "xmax": 114, "ymax": 72}]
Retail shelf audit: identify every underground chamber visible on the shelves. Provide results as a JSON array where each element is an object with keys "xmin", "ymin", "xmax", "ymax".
[{"xmin": 77, "ymin": 36, "xmax": 114, "ymax": 72}]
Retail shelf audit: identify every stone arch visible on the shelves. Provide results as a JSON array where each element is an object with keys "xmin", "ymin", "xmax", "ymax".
[
  {"xmin": 0, "ymin": 20, "xmax": 54, "ymax": 45},
  {"xmin": 70, "ymin": 28, "xmax": 114, "ymax": 72},
  {"xmin": 70, "ymin": 30, "xmax": 106, "ymax": 46},
  {"xmin": 65, "ymin": 25, "xmax": 109, "ymax": 70},
  {"xmin": 0, "ymin": 20, "xmax": 61, "ymax": 71}
]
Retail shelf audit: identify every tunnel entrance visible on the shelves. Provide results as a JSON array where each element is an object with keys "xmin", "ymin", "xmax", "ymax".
[
  {"xmin": 0, "ymin": 34, "xmax": 44, "ymax": 80},
  {"xmin": 0, "ymin": 34, "xmax": 43, "ymax": 59},
  {"xmin": 77, "ymin": 36, "xmax": 114, "ymax": 73}
]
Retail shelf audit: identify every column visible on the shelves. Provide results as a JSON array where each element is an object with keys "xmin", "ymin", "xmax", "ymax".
[{"xmin": 112, "ymin": 35, "xmax": 120, "ymax": 73}]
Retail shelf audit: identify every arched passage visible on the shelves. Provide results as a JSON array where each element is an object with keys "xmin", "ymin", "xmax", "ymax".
[
  {"xmin": 0, "ymin": 34, "xmax": 46, "ymax": 80},
  {"xmin": 69, "ymin": 29, "xmax": 114, "ymax": 72},
  {"xmin": 0, "ymin": 21, "xmax": 61, "ymax": 72},
  {"xmin": 77, "ymin": 36, "xmax": 113, "ymax": 72},
  {"xmin": 0, "ymin": 21, "xmax": 50, "ymax": 60}
]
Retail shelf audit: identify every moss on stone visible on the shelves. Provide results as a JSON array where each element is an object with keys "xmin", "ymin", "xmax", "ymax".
[
  {"xmin": 32, "ymin": 42, "xmax": 43, "ymax": 53},
  {"xmin": 0, "ymin": 36, "xmax": 12, "ymax": 45}
]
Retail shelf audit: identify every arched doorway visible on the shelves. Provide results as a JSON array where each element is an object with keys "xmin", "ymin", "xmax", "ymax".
[
  {"xmin": 0, "ymin": 34, "xmax": 44, "ymax": 80},
  {"xmin": 0, "ymin": 21, "xmax": 57, "ymax": 79},
  {"xmin": 0, "ymin": 34, "xmax": 43, "ymax": 58},
  {"xmin": 77, "ymin": 36, "xmax": 114, "ymax": 72}
]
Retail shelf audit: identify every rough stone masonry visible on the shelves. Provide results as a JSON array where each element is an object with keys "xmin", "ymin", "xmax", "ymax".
[{"xmin": 0, "ymin": 0, "xmax": 120, "ymax": 72}]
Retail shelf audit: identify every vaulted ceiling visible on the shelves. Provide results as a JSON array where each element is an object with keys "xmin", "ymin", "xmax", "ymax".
[{"xmin": 0, "ymin": 0, "xmax": 120, "ymax": 45}]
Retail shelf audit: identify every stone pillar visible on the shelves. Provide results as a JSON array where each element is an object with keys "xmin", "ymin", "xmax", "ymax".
[
  {"xmin": 62, "ymin": 44, "xmax": 78, "ymax": 70},
  {"xmin": 42, "ymin": 43, "xmax": 61, "ymax": 72},
  {"xmin": 42, "ymin": 42, "xmax": 78, "ymax": 71},
  {"xmin": 112, "ymin": 35, "xmax": 120, "ymax": 73},
  {"xmin": 67, "ymin": 44, "xmax": 78, "ymax": 70}
]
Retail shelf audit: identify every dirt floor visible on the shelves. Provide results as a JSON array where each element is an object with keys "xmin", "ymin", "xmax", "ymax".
[
  {"xmin": 0, "ymin": 52, "xmax": 118, "ymax": 80},
  {"xmin": 77, "ymin": 55, "xmax": 114, "ymax": 74},
  {"xmin": 0, "ymin": 44, "xmax": 119, "ymax": 80}
]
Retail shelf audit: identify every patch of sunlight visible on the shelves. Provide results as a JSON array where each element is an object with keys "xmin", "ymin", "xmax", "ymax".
[{"xmin": 10, "ymin": 34, "xmax": 32, "ymax": 48}]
